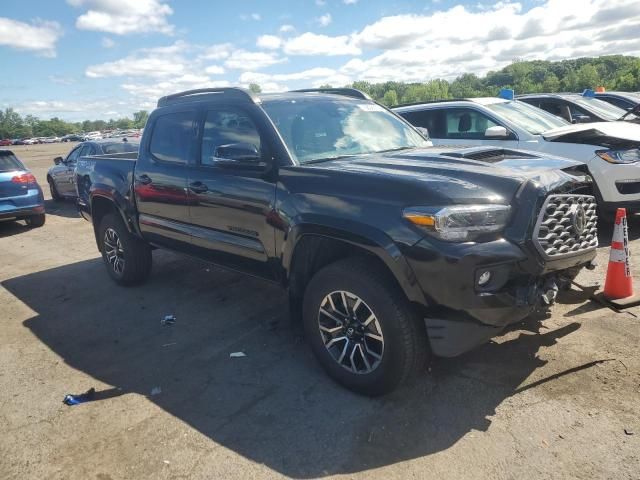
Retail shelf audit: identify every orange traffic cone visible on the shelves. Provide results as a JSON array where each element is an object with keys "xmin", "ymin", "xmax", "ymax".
[{"xmin": 604, "ymin": 208, "xmax": 634, "ymax": 301}]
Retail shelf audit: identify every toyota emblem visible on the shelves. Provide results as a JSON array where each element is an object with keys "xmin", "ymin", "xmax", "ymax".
[{"xmin": 570, "ymin": 204, "xmax": 586, "ymax": 235}]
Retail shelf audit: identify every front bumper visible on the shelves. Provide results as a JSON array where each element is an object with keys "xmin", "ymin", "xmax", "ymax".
[
  {"xmin": 404, "ymin": 236, "xmax": 596, "ymax": 357},
  {"xmin": 0, "ymin": 188, "xmax": 45, "ymax": 220},
  {"xmin": 589, "ymin": 156, "xmax": 640, "ymax": 205}
]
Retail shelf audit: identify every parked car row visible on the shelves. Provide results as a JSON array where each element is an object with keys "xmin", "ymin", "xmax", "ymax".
[
  {"xmin": 394, "ymin": 88, "xmax": 640, "ymax": 219},
  {"xmin": 2, "ymin": 129, "xmax": 144, "ymax": 147}
]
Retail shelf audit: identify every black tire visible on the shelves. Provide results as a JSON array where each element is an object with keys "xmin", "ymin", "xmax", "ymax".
[
  {"xmin": 25, "ymin": 213, "xmax": 45, "ymax": 228},
  {"xmin": 302, "ymin": 257, "xmax": 429, "ymax": 396},
  {"xmin": 98, "ymin": 213, "xmax": 152, "ymax": 286},
  {"xmin": 48, "ymin": 177, "xmax": 62, "ymax": 201}
]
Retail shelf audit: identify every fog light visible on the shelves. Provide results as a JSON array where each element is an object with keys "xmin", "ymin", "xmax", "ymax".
[{"xmin": 478, "ymin": 271, "xmax": 492, "ymax": 286}]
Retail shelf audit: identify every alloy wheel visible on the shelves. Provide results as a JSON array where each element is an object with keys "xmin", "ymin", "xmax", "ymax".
[
  {"xmin": 103, "ymin": 227, "xmax": 125, "ymax": 275},
  {"xmin": 317, "ymin": 290, "xmax": 384, "ymax": 374}
]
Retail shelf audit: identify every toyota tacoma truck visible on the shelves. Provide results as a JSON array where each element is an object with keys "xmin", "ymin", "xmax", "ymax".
[{"xmin": 76, "ymin": 87, "xmax": 598, "ymax": 395}]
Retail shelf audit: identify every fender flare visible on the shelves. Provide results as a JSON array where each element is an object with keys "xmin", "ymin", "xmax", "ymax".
[{"xmin": 282, "ymin": 221, "xmax": 427, "ymax": 307}]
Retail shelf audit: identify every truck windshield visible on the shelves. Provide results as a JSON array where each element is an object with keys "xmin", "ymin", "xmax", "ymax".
[
  {"xmin": 261, "ymin": 97, "xmax": 429, "ymax": 164},
  {"xmin": 486, "ymin": 100, "xmax": 568, "ymax": 135}
]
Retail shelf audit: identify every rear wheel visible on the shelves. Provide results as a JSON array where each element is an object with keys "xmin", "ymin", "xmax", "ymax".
[
  {"xmin": 25, "ymin": 214, "xmax": 45, "ymax": 228},
  {"xmin": 48, "ymin": 177, "xmax": 62, "ymax": 201},
  {"xmin": 302, "ymin": 257, "xmax": 429, "ymax": 396},
  {"xmin": 98, "ymin": 213, "xmax": 152, "ymax": 286}
]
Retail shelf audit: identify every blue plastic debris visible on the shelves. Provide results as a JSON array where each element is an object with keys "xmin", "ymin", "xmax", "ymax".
[{"xmin": 63, "ymin": 387, "xmax": 96, "ymax": 406}]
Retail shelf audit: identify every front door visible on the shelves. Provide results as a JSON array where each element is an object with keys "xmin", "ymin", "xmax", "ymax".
[
  {"xmin": 55, "ymin": 145, "xmax": 82, "ymax": 196},
  {"xmin": 187, "ymin": 105, "xmax": 277, "ymax": 280},
  {"xmin": 134, "ymin": 109, "xmax": 196, "ymax": 251}
]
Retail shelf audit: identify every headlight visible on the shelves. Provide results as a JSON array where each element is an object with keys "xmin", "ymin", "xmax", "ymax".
[
  {"xmin": 596, "ymin": 148, "xmax": 640, "ymax": 164},
  {"xmin": 404, "ymin": 204, "xmax": 511, "ymax": 242}
]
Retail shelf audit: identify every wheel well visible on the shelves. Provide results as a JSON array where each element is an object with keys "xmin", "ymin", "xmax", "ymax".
[
  {"xmin": 288, "ymin": 235, "xmax": 405, "ymax": 305},
  {"xmin": 91, "ymin": 197, "xmax": 118, "ymax": 250}
]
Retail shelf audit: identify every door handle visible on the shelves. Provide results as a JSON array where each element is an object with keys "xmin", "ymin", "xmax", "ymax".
[
  {"xmin": 189, "ymin": 181, "xmax": 208, "ymax": 194},
  {"xmin": 136, "ymin": 174, "xmax": 152, "ymax": 185}
]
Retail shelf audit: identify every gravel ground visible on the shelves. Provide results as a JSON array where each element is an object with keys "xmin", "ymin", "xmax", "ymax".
[{"xmin": 1, "ymin": 143, "xmax": 639, "ymax": 480}]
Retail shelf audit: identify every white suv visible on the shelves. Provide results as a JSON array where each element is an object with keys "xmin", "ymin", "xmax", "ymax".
[{"xmin": 394, "ymin": 97, "xmax": 640, "ymax": 217}]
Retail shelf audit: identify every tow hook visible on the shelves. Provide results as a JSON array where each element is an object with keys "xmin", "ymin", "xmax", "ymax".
[{"xmin": 540, "ymin": 278, "xmax": 559, "ymax": 306}]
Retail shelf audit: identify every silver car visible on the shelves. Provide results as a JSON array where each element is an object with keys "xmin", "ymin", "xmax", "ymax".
[{"xmin": 47, "ymin": 139, "xmax": 139, "ymax": 200}]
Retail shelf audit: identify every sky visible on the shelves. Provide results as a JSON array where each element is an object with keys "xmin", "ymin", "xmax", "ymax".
[{"xmin": 1, "ymin": 0, "xmax": 639, "ymax": 121}]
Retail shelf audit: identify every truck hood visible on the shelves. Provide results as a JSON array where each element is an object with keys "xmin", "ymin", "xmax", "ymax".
[
  {"xmin": 542, "ymin": 121, "xmax": 640, "ymax": 148},
  {"xmin": 312, "ymin": 148, "xmax": 588, "ymax": 205}
]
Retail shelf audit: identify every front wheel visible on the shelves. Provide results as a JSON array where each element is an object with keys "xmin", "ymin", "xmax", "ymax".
[
  {"xmin": 48, "ymin": 178, "xmax": 62, "ymax": 201},
  {"xmin": 303, "ymin": 257, "xmax": 429, "ymax": 396},
  {"xmin": 25, "ymin": 213, "xmax": 45, "ymax": 228},
  {"xmin": 98, "ymin": 213, "xmax": 152, "ymax": 286}
]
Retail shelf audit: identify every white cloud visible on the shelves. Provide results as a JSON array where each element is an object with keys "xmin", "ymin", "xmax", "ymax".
[
  {"xmin": 284, "ymin": 32, "xmax": 361, "ymax": 56},
  {"xmin": 198, "ymin": 43, "xmax": 233, "ymax": 61},
  {"xmin": 317, "ymin": 13, "xmax": 332, "ymax": 27},
  {"xmin": 0, "ymin": 17, "xmax": 62, "ymax": 57},
  {"xmin": 344, "ymin": 0, "xmax": 359, "ymax": 4},
  {"xmin": 224, "ymin": 49, "xmax": 286, "ymax": 70},
  {"xmin": 240, "ymin": 12, "xmax": 261, "ymax": 21},
  {"xmin": 257, "ymin": 34, "xmax": 282, "ymax": 49},
  {"xmin": 279, "ymin": 24, "xmax": 295, "ymax": 33},
  {"xmin": 48, "ymin": 75, "xmax": 75, "ymax": 85},
  {"xmin": 68, "ymin": 0, "xmax": 174, "ymax": 35},
  {"xmin": 101, "ymin": 37, "xmax": 115, "ymax": 48},
  {"xmin": 239, "ymin": 67, "xmax": 351, "ymax": 90},
  {"xmin": 86, "ymin": 41, "xmax": 191, "ymax": 78},
  {"xmin": 204, "ymin": 65, "xmax": 225, "ymax": 75}
]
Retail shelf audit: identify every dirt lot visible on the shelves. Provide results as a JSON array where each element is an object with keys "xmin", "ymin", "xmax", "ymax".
[{"xmin": 1, "ymin": 143, "xmax": 639, "ymax": 480}]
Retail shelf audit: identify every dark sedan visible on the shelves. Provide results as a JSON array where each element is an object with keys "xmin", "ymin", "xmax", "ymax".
[
  {"xmin": 47, "ymin": 139, "xmax": 139, "ymax": 200},
  {"xmin": 0, "ymin": 150, "xmax": 46, "ymax": 227}
]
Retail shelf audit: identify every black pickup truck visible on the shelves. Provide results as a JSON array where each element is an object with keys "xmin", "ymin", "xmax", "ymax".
[{"xmin": 76, "ymin": 87, "xmax": 598, "ymax": 395}]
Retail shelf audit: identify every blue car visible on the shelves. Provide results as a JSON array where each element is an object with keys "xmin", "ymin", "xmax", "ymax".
[{"xmin": 0, "ymin": 149, "xmax": 46, "ymax": 227}]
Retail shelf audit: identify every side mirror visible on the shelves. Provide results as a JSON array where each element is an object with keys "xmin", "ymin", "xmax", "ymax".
[
  {"xmin": 54, "ymin": 156, "xmax": 63, "ymax": 165},
  {"xmin": 415, "ymin": 127, "xmax": 430, "ymax": 139},
  {"xmin": 214, "ymin": 143, "xmax": 262, "ymax": 165},
  {"xmin": 484, "ymin": 126, "xmax": 509, "ymax": 138}
]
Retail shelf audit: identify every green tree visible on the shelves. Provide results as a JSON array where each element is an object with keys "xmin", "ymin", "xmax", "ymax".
[
  {"xmin": 248, "ymin": 83, "xmax": 262, "ymax": 94},
  {"xmin": 382, "ymin": 89, "xmax": 398, "ymax": 106},
  {"xmin": 133, "ymin": 110, "xmax": 149, "ymax": 129},
  {"xmin": 575, "ymin": 64, "xmax": 601, "ymax": 90}
]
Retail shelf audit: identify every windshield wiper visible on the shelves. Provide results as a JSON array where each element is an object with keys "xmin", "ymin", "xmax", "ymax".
[
  {"xmin": 377, "ymin": 146, "xmax": 415, "ymax": 153},
  {"xmin": 303, "ymin": 154, "xmax": 360, "ymax": 165}
]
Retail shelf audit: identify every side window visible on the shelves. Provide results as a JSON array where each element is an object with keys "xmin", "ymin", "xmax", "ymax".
[
  {"xmin": 400, "ymin": 109, "xmax": 444, "ymax": 138},
  {"xmin": 66, "ymin": 147, "xmax": 82, "ymax": 163},
  {"xmin": 200, "ymin": 107, "xmax": 261, "ymax": 166},
  {"xmin": 566, "ymin": 103, "xmax": 594, "ymax": 122},
  {"xmin": 77, "ymin": 144, "xmax": 93, "ymax": 159},
  {"xmin": 443, "ymin": 109, "xmax": 500, "ymax": 140},
  {"xmin": 539, "ymin": 100, "xmax": 572, "ymax": 122},
  {"xmin": 150, "ymin": 111, "xmax": 195, "ymax": 164},
  {"xmin": 598, "ymin": 96, "xmax": 627, "ymax": 109}
]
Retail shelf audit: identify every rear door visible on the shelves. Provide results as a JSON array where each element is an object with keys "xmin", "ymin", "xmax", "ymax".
[
  {"xmin": 134, "ymin": 109, "xmax": 196, "ymax": 251},
  {"xmin": 186, "ymin": 104, "xmax": 277, "ymax": 279}
]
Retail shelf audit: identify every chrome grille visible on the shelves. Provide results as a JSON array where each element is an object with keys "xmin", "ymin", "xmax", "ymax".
[{"xmin": 533, "ymin": 194, "xmax": 598, "ymax": 259}]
